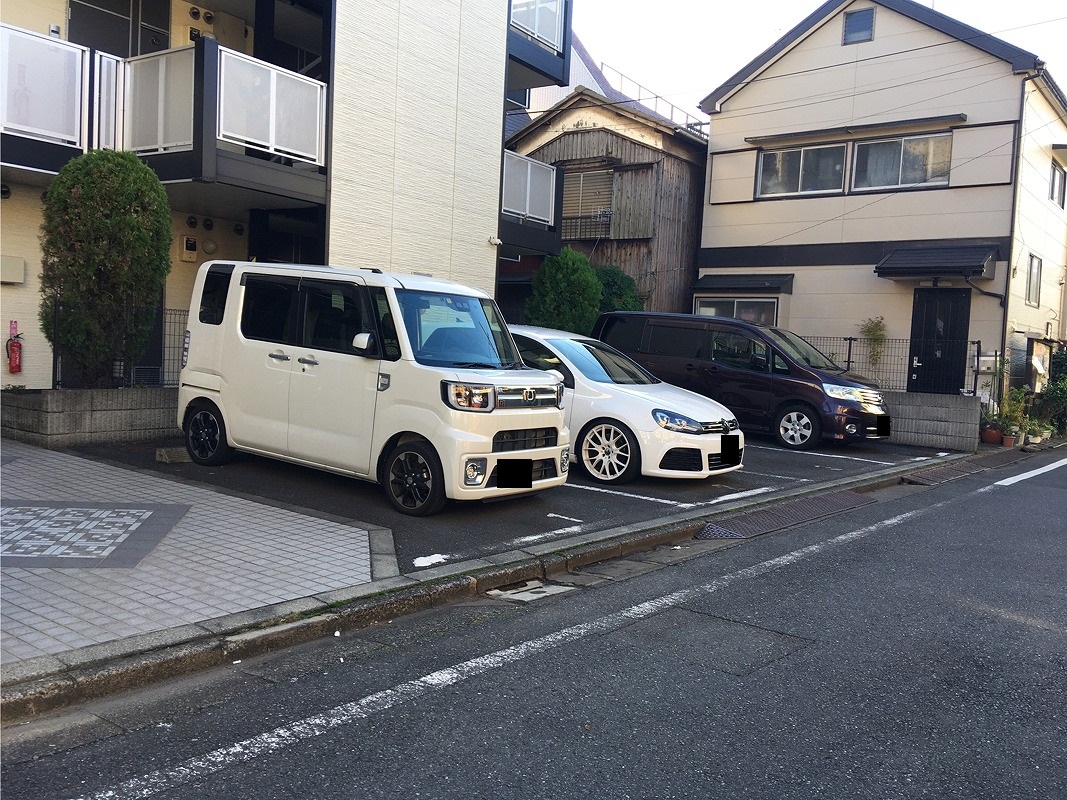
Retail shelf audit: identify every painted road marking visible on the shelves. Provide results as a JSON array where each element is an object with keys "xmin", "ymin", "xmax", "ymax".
[
  {"xmin": 995, "ymin": 457, "xmax": 1067, "ymax": 486},
  {"xmin": 73, "ymin": 503, "xmax": 941, "ymax": 800},
  {"xmin": 745, "ymin": 444, "xmax": 896, "ymax": 466}
]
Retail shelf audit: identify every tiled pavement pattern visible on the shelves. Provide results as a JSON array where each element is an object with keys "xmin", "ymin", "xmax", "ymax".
[{"xmin": 0, "ymin": 439, "xmax": 373, "ymax": 666}]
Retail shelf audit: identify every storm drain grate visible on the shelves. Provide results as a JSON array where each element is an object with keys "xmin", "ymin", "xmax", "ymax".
[
  {"xmin": 900, "ymin": 462, "xmax": 984, "ymax": 486},
  {"xmin": 697, "ymin": 490, "xmax": 876, "ymax": 540}
]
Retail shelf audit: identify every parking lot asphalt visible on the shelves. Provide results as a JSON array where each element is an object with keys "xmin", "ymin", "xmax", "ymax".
[{"xmin": 0, "ymin": 435, "xmax": 1041, "ymax": 723}]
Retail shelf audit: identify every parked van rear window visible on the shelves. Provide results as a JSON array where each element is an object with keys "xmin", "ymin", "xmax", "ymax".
[{"xmin": 198, "ymin": 264, "xmax": 233, "ymax": 325}]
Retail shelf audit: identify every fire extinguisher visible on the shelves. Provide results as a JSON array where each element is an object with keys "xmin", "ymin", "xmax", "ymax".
[{"xmin": 6, "ymin": 332, "xmax": 23, "ymax": 374}]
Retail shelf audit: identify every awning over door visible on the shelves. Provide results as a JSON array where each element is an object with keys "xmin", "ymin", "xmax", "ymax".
[{"xmin": 874, "ymin": 246, "xmax": 998, "ymax": 280}]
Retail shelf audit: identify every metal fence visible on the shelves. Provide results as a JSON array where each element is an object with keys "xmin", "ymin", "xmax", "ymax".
[
  {"xmin": 800, "ymin": 335, "xmax": 983, "ymax": 394},
  {"xmin": 49, "ymin": 304, "xmax": 188, "ymax": 389}
]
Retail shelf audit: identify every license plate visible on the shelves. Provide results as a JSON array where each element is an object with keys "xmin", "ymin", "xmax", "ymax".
[
  {"xmin": 496, "ymin": 458, "xmax": 533, "ymax": 488},
  {"xmin": 721, "ymin": 434, "xmax": 742, "ymax": 465},
  {"xmin": 877, "ymin": 416, "xmax": 891, "ymax": 436}
]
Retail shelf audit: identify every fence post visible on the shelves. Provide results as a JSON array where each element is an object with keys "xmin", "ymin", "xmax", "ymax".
[{"xmin": 845, "ymin": 337, "xmax": 855, "ymax": 371}]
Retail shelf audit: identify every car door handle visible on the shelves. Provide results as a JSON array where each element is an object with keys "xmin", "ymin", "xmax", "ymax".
[
  {"xmin": 268, "ymin": 353, "xmax": 291, "ymax": 361},
  {"xmin": 298, "ymin": 357, "xmax": 319, "ymax": 366}
]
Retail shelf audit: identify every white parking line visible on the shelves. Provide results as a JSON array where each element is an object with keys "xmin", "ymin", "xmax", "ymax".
[
  {"xmin": 562, "ymin": 482, "xmax": 699, "ymax": 508},
  {"xmin": 995, "ymin": 457, "xmax": 1067, "ymax": 486},
  {"xmin": 745, "ymin": 444, "xmax": 895, "ymax": 466},
  {"xmin": 742, "ymin": 471, "xmax": 813, "ymax": 482},
  {"xmin": 75, "ymin": 505, "xmax": 930, "ymax": 800}
]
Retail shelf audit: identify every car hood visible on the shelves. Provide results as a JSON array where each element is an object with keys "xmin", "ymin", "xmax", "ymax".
[{"xmin": 607, "ymin": 380, "xmax": 737, "ymax": 421}]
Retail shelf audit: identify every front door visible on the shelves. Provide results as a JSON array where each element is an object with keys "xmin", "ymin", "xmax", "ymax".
[{"xmin": 907, "ymin": 288, "xmax": 971, "ymax": 394}]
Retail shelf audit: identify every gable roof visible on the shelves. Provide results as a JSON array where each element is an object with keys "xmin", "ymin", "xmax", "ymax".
[
  {"xmin": 506, "ymin": 86, "xmax": 707, "ymax": 149},
  {"xmin": 699, "ymin": 0, "xmax": 1050, "ymax": 114}
]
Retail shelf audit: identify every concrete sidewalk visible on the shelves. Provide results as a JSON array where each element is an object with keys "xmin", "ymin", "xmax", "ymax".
[{"xmin": 0, "ymin": 436, "xmax": 1041, "ymax": 722}]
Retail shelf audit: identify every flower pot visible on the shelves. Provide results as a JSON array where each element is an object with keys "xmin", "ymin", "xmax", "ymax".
[
  {"xmin": 980, "ymin": 427, "xmax": 1003, "ymax": 444},
  {"xmin": 1001, "ymin": 434, "xmax": 1016, "ymax": 447}
]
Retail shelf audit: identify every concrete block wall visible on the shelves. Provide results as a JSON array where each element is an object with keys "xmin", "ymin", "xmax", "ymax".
[
  {"xmin": 1, "ymin": 388, "xmax": 182, "ymax": 448},
  {"xmin": 884, "ymin": 391, "xmax": 981, "ymax": 452}
]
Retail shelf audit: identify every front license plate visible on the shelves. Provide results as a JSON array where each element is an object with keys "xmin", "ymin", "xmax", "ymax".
[
  {"xmin": 496, "ymin": 458, "xmax": 533, "ymax": 488},
  {"xmin": 721, "ymin": 434, "xmax": 741, "ymax": 465},
  {"xmin": 877, "ymin": 416, "xmax": 891, "ymax": 436}
]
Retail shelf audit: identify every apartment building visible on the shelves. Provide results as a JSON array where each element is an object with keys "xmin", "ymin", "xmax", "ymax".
[
  {"xmin": 1, "ymin": 0, "xmax": 570, "ymax": 389},
  {"xmin": 697, "ymin": 0, "xmax": 1067, "ymax": 396}
]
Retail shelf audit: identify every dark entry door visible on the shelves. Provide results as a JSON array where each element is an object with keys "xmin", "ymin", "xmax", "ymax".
[{"xmin": 907, "ymin": 288, "xmax": 971, "ymax": 394}]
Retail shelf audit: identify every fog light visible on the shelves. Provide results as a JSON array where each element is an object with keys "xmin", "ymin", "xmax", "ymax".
[
  {"xmin": 560, "ymin": 447, "xmax": 570, "ymax": 474},
  {"xmin": 464, "ymin": 458, "xmax": 487, "ymax": 486},
  {"xmin": 845, "ymin": 423, "xmax": 858, "ymax": 435}
]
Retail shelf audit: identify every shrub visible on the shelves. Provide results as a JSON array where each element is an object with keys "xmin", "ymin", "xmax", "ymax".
[
  {"xmin": 525, "ymin": 247, "xmax": 602, "ymax": 335},
  {"xmin": 39, "ymin": 150, "xmax": 172, "ymax": 387},
  {"xmin": 594, "ymin": 265, "xmax": 643, "ymax": 314}
]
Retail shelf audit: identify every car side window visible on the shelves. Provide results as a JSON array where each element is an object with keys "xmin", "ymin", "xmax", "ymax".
[
  {"xmin": 772, "ymin": 351, "xmax": 791, "ymax": 374},
  {"xmin": 198, "ymin": 264, "xmax": 233, "ymax": 325},
  {"xmin": 240, "ymin": 275, "xmax": 299, "ymax": 344},
  {"xmin": 647, "ymin": 323, "xmax": 706, "ymax": 358},
  {"xmin": 513, "ymin": 334, "xmax": 574, "ymax": 387},
  {"xmin": 712, "ymin": 331, "xmax": 768, "ymax": 372},
  {"xmin": 301, "ymin": 280, "xmax": 373, "ymax": 355}
]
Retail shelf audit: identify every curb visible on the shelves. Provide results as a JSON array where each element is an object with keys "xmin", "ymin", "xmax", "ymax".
[{"xmin": 0, "ymin": 445, "xmax": 1044, "ymax": 724}]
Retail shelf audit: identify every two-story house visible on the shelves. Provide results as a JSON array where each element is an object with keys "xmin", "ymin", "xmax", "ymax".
[
  {"xmin": 1, "ymin": 0, "xmax": 571, "ymax": 389},
  {"xmin": 696, "ymin": 0, "xmax": 1066, "ymax": 398},
  {"xmin": 498, "ymin": 35, "xmax": 707, "ymax": 320}
]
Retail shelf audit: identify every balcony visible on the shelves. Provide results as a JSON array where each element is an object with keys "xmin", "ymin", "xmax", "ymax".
[
  {"xmin": 499, "ymin": 150, "xmax": 562, "ymax": 255},
  {"xmin": 508, "ymin": 0, "xmax": 571, "ymax": 91},
  {"xmin": 2, "ymin": 24, "xmax": 326, "ymax": 211}
]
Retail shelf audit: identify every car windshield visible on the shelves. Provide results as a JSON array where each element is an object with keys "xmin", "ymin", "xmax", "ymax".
[
  {"xmin": 397, "ymin": 289, "xmax": 523, "ymax": 369},
  {"xmin": 550, "ymin": 337, "xmax": 659, "ymax": 385},
  {"xmin": 764, "ymin": 328, "xmax": 841, "ymax": 370}
]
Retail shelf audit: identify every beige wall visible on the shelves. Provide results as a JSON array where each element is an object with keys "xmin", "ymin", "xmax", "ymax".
[
  {"xmin": 1, "ymin": 0, "xmax": 65, "ymax": 38},
  {"xmin": 0, "ymin": 183, "xmax": 51, "ymax": 388},
  {"xmin": 327, "ymin": 0, "xmax": 507, "ymax": 295}
]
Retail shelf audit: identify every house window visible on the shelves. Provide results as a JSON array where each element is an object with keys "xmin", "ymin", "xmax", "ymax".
[
  {"xmin": 843, "ymin": 8, "xmax": 874, "ymax": 44},
  {"xmin": 1026, "ymin": 255, "xmax": 1042, "ymax": 307},
  {"xmin": 758, "ymin": 145, "xmax": 846, "ymax": 196},
  {"xmin": 695, "ymin": 298, "xmax": 778, "ymax": 326},
  {"xmin": 1051, "ymin": 161, "xmax": 1066, "ymax": 208},
  {"xmin": 562, "ymin": 169, "xmax": 613, "ymax": 239},
  {"xmin": 853, "ymin": 133, "xmax": 951, "ymax": 189}
]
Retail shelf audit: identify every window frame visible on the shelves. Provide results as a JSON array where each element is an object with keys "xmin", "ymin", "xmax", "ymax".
[
  {"xmin": 851, "ymin": 132, "xmax": 952, "ymax": 191},
  {"xmin": 843, "ymin": 7, "xmax": 875, "ymax": 44},
  {"xmin": 695, "ymin": 297, "xmax": 779, "ymax": 327},
  {"xmin": 1026, "ymin": 254, "xmax": 1042, "ymax": 307},
  {"xmin": 757, "ymin": 144, "xmax": 847, "ymax": 197},
  {"xmin": 1051, "ymin": 161, "xmax": 1066, "ymax": 209}
]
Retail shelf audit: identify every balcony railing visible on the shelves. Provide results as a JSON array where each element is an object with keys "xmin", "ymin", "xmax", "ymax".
[
  {"xmin": 2, "ymin": 25, "xmax": 327, "ymax": 168},
  {"xmin": 511, "ymin": 0, "xmax": 565, "ymax": 53},
  {"xmin": 503, "ymin": 151, "xmax": 556, "ymax": 224},
  {"xmin": 1, "ymin": 26, "xmax": 88, "ymax": 148}
]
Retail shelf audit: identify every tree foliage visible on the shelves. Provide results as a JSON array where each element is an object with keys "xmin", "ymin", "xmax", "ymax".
[
  {"xmin": 594, "ymin": 265, "xmax": 644, "ymax": 314},
  {"xmin": 39, "ymin": 150, "xmax": 172, "ymax": 387},
  {"xmin": 525, "ymin": 247, "xmax": 602, "ymax": 335}
]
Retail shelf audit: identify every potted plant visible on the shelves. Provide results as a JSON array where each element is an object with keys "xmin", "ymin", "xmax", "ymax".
[{"xmin": 979, "ymin": 409, "xmax": 1003, "ymax": 445}]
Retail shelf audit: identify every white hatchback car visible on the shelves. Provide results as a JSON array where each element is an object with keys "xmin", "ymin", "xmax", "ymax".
[{"xmin": 511, "ymin": 326, "xmax": 744, "ymax": 484}]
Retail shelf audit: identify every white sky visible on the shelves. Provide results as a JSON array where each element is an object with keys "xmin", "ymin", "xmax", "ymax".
[{"xmin": 569, "ymin": 0, "xmax": 1067, "ymax": 118}]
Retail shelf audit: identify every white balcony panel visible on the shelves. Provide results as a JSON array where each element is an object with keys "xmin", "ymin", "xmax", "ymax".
[
  {"xmin": 503, "ymin": 151, "xmax": 555, "ymax": 224},
  {"xmin": 1, "ymin": 26, "xmax": 86, "ymax": 147},
  {"xmin": 219, "ymin": 48, "xmax": 325, "ymax": 165},
  {"xmin": 125, "ymin": 48, "xmax": 194, "ymax": 154},
  {"xmin": 94, "ymin": 53, "xmax": 122, "ymax": 150},
  {"xmin": 511, "ymin": 0, "xmax": 564, "ymax": 52}
]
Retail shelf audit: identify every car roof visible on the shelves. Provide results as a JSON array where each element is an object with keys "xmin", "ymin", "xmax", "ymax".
[{"xmin": 509, "ymin": 325, "xmax": 590, "ymax": 341}]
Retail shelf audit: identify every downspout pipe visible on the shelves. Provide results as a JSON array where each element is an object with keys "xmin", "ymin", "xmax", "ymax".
[{"xmin": 1001, "ymin": 68, "xmax": 1044, "ymax": 397}]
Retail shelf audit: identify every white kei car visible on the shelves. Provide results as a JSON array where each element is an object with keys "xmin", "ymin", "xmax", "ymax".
[{"xmin": 510, "ymin": 326, "xmax": 744, "ymax": 484}]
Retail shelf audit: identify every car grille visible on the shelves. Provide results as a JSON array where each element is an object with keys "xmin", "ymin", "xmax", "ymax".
[
  {"xmin": 486, "ymin": 458, "xmax": 558, "ymax": 487},
  {"xmin": 699, "ymin": 418, "xmax": 740, "ymax": 434},
  {"xmin": 497, "ymin": 385, "xmax": 560, "ymax": 408},
  {"xmin": 708, "ymin": 450, "xmax": 743, "ymax": 468},
  {"xmin": 493, "ymin": 427, "xmax": 559, "ymax": 452},
  {"xmin": 659, "ymin": 448, "xmax": 702, "ymax": 471},
  {"xmin": 859, "ymin": 388, "xmax": 884, "ymax": 405}
]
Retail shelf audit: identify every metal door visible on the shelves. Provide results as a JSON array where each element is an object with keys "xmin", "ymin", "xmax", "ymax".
[{"xmin": 907, "ymin": 288, "xmax": 971, "ymax": 394}]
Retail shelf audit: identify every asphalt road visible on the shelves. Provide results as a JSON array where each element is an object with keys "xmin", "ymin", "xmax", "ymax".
[
  {"xmin": 3, "ymin": 450, "xmax": 1064, "ymax": 799},
  {"xmin": 69, "ymin": 434, "xmax": 954, "ymax": 573}
]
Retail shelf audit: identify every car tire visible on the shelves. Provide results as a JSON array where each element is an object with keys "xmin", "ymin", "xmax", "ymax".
[
  {"xmin": 185, "ymin": 401, "xmax": 235, "ymax": 466},
  {"xmin": 383, "ymin": 440, "xmax": 447, "ymax": 516},
  {"xmin": 578, "ymin": 418, "xmax": 641, "ymax": 483},
  {"xmin": 774, "ymin": 404, "xmax": 822, "ymax": 450}
]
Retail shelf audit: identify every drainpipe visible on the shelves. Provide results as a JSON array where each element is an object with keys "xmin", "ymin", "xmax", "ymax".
[{"xmin": 1002, "ymin": 67, "xmax": 1044, "ymax": 399}]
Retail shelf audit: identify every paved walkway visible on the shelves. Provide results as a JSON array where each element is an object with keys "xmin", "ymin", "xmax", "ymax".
[{"xmin": 0, "ymin": 439, "xmax": 381, "ymax": 669}]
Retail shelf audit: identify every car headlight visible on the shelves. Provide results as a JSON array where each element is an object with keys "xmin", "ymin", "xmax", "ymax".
[
  {"xmin": 653, "ymin": 408, "xmax": 704, "ymax": 434},
  {"xmin": 823, "ymin": 383, "xmax": 865, "ymax": 403},
  {"xmin": 442, "ymin": 381, "xmax": 496, "ymax": 412}
]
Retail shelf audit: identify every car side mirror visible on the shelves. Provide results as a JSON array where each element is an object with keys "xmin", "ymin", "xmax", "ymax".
[{"xmin": 352, "ymin": 331, "xmax": 376, "ymax": 356}]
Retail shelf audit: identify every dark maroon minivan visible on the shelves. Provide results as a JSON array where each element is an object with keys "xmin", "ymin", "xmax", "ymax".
[{"xmin": 592, "ymin": 312, "xmax": 891, "ymax": 450}]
